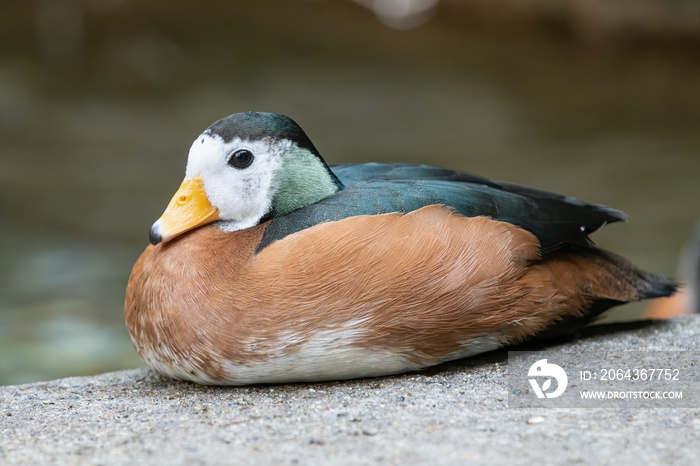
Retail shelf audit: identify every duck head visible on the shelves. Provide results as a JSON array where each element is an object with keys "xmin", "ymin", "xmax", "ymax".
[{"xmin": 149, "ymin": 112, "xmax": 343, "ymax": 245}]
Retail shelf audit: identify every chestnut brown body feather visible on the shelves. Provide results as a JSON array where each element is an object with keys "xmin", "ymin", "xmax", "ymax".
[{"xmin": 125, "ymin": 205, "xmax": 661, "ymax": 385}]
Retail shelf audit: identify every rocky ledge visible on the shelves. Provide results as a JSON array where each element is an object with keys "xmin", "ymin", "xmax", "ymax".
[{"xmin": 2, "ymin": 315, "xmax": 699, "ymax": 465}]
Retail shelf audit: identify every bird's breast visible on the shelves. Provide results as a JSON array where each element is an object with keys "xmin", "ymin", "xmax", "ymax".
[{"xmin": 124, "ymin": 206, "xmax": 558, "ymax": 385}]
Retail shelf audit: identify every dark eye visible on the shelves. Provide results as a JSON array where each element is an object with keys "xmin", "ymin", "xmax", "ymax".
[{"xmin": 228, "ymin": 149, "xmax": 254, "ymax": 169}]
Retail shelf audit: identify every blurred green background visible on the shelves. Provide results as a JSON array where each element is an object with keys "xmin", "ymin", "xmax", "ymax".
[{"xmin": 1, "ymin": 0, "xmax": 699, "ymax": 385}]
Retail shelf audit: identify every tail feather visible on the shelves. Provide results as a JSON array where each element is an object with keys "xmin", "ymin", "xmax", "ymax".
[
  {"xmin": 531, "ymin": 246, "xmax": 679, "ymax": 340},
  {"xmin": 639, "ymin": 272, "xmax": 682, "ymax": 300},
  {"xmin": 591, "ymin": 248, "xmax": 680, "ymax": 301}
]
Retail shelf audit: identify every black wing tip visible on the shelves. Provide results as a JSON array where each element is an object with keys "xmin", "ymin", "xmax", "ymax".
[
  {"xmin": 593, "ymin": 204, "xmax": 628, "ymax": 224},
  {"xmin": 578, "ymin": 204, "xmax": 627, "ymax": 237}
]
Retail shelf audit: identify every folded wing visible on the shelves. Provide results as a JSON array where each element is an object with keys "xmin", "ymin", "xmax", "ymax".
[{"xmin": 258, "ymin": 163, "xmax": 625, "ymax": 253}]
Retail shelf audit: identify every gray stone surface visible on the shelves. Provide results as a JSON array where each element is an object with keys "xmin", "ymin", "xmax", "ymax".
[{"xmin": 2, "ymin": 316, "xmax": 700, "ymax": 465}]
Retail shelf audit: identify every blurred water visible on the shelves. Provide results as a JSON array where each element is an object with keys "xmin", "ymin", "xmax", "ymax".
[{"xmin": 1, "ymin": 1, "xmax": 699, "ymax": 385}]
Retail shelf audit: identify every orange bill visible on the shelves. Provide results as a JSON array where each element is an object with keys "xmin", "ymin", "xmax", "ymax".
[{"xmin": 149, "ymin": 176, "xmax": 219, "ymax": 245}]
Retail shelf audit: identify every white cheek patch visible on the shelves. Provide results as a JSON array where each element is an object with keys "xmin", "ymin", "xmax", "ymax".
[
  {"xmin": 184, "ymin": 133, "xmax": 292, "ymax": 230},
  {"xmin": 185, "ymin": 132, "xmax": 229, "ymax": 179}
]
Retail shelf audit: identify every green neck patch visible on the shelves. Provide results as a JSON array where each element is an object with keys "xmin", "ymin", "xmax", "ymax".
[{"xmin": 272, "ymin": 145, "xmax": 340, "ymax": 217}]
